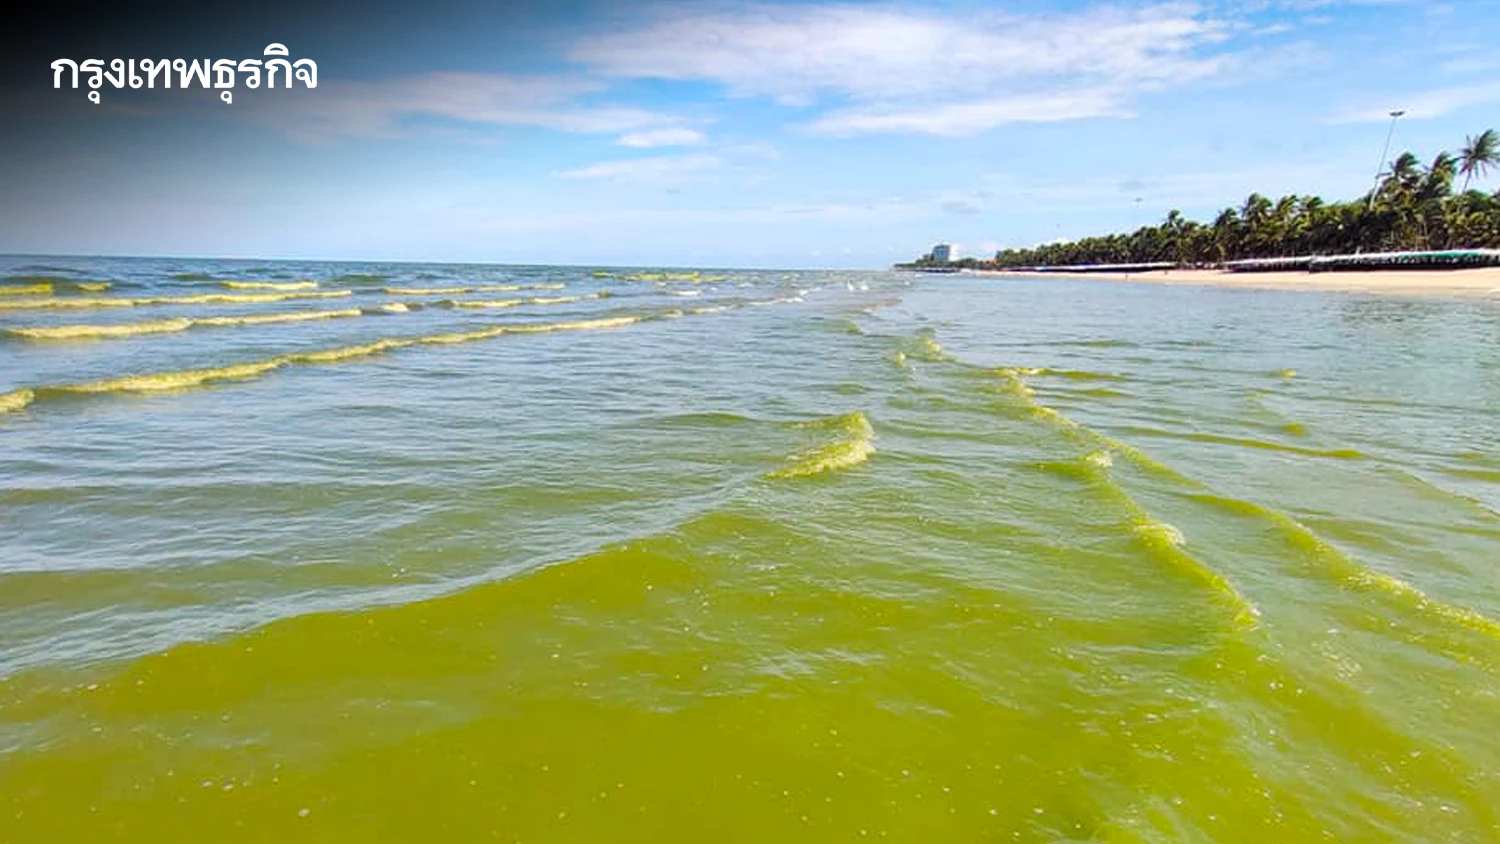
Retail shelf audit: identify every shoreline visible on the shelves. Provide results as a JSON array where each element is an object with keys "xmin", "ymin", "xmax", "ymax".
[{"xmin": 968, "ymin": 267, "xmax": 1500, "ymax": 298}]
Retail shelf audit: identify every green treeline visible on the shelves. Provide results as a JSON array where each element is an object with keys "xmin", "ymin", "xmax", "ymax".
[{"xmin": 989, "ymin": 129, "xmax": 1499, "ymax": 268}]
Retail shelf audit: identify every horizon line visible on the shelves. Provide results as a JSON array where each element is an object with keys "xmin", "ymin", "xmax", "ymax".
[{"xmin": 0, "ymin": 251, "xmax": 891, "ymax": 273}]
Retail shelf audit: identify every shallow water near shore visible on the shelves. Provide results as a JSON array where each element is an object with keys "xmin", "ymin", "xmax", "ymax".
[{"xmin": 2, "ymin": 256, "xmax": 1499, "ymax": 842}]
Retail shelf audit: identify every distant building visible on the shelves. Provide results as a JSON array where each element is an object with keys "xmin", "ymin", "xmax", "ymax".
[{"xmin": 930, "ymin": 243, "xmax": 952, "ymax": 263}]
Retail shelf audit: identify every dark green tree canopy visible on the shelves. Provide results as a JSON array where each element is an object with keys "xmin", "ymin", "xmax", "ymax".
[{"xmin": 981, "ymin": 130, "xmax": 1499, "ymax": 269}]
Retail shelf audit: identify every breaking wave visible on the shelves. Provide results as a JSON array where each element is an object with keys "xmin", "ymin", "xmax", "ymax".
[
  {"xmin": 6, "ymin": 308, "xmax": 368, "ymax": 341},
  {"xmin": 0, "ymin": 388, "xmax": 35, "ymax": 414},
  {"xmin": 382, "ymin": 284, "xmax": 565, "ymax": 295},
  {"xmin": 449, "ymin": 294, "xmax": 600, "ymax": 309},
  {"xmin": 989, "ymin": 365, "xmax": 1261, "ymax": 628},
  {"xmin": 219, "ymin": 281, "xmax": 320, "ymax": 291},
  {"xmin": 767, "ymin": 411, "xmax": 876, "ymax": 479},
  {"xmin": 0, "ymin": 290, "xmax": 353, "ymax": 311},
  {"xmin": 1190, "ymin": 493, "xmax": 1500, "ymax": 641},
  {"xmin": 12, "ymin": 314, "xmax": 655, "ymax": 410}
]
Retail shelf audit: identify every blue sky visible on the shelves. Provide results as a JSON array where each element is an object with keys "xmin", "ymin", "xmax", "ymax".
[{"xmin": 3, "ymin": 0, "xmax": 1499, "ymax": 268}]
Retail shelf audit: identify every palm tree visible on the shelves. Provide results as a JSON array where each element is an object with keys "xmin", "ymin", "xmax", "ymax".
[
  {"xmin": 1420, "ymin": 152, "xmax": 1457, "ymax": 200},
  {"xmin": 1295, "ymin": 196, "xmax": 1325, "ymax": 254},
  {"xmin": 987, "ymin": 131, "xmax": 1500, "ymax": 267},
  {"xmin": 1240, "ymin": 194, "xmax": 1273, "ymax": 257},
  {"xmin": 1211, "ymin": 208, "xmax": 1238, "ymax": 263},
  {"xmin": 1382, "ymin": 152, "xmax": 1422, "ymax": 196},
  {"xmin": 1458, "ymin": 129, "xmax": 1498, "ymax": 193},
  {"xmin": 1410, "ymin": 152, "xmax": 1457, "ymax": 247}
]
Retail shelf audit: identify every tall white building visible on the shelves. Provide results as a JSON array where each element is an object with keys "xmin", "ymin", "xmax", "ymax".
[{"xmin": 930, "ymin": 243, "xmax": 952, "ymax": 263}]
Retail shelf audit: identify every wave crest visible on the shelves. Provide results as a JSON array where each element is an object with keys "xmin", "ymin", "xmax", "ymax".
[
  {"xmin": 219, "ymin": 281, "xmax": 320, "ymax": 291},
  {"xmin": 7, "ymin": 308, "xmax": 367, "ymax": 341},
  {"xmin": 0, "ymin": 388, "xmax": 36, "ymax": 414},
  {"xmin": 768, "ymin": 411, "xmax": 875, "ymax": 479},
  {"xmin": 0, "ymin": 290, "xmax": 353, "ymax": 311}
]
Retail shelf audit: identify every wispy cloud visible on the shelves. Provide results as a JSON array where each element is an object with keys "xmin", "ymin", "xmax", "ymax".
[
  {"xmin": 1333, "ymin": 81, "xmax": 1500, "ymax": 122},
  {"xmin": 555, "ymin": 153, "xmax": 721, "ymax": 183},
  {"xmin": 568, "ymin": 2, "xmax": 1239, "ymax": 135},
  {"xmin": 474, "ymin": 191, "xmax": 930, "ymax": 229},
  {"xmin": 978, "ymin": 155, "xmax": 1375, "ymax": 218},
  {"xmin": 805, "ymin": 89, "xmax": 1130, "ymax": 137},
  {"xmin": 942, "ymin": 199, "xmax": 983, "ymax": 215},
  {"xmin": 616, "ymin": 127, "xmax": 707, "ymax": 148},
  {"xmin": 219, "ymin": 2, "xmax": 1312, "ymax": 142},
  {"xmin": 556, "ymin": 139, "xmax": 781, "ymax": 184},
  {"xmin": 248, "ymin": 72, "xmax": 680, "ymax": 141},
  {"xmin": 571, "ymin": 3, "xmax": 1231, "ymax": 102},
  {"xmin": 1436, "ymin": 44, "xmax": 1500, "ymax": 76},
  {"xmin": 1221, "ymin": 0, "xmax": 1407, "ymax": 11}
]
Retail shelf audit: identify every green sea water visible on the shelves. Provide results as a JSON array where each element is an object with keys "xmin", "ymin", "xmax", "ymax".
[{"xmin": 2, "ymin": 257, "xmax": 1499, "ymax": 842}]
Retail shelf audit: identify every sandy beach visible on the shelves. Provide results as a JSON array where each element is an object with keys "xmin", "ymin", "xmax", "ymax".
[{"xmin": 977, "ymin": 267, "xmax": 1500, "ymax": 297}]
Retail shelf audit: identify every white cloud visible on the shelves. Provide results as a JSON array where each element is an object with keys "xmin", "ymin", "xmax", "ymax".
[
  {"xmin": 616, "ymin": 127, "xmax": 707, "ymax": 147},
  {"xmin": 1442, "ymin": 57, "xmax": 1500, "ymax": 75},
  {"xmin": 555, "ymin": 139, "xmax": 783, "ymax": 184},
  {"xmin": 978, "ymin": 155, "xmax": 1375, "ymax": 214},
  {"xmin": 1222, "ymin": 0, "xmax": 1407, "ymax": 10},
  {"xmin": 806, "ymin": 89, "xmax": 1130, "ymax": 137},
  {"xmin": 567, "ymin": 3, "xmax": 1238, "ymax": 134},
  {"xmin": 248, "ymin": 72, "xmax": 679, "ymax": 141},
  {"xmin": 1332, "ymin": 81, "xmax": 1500, "ymax": 123},
  {"xmin": 1437, "ymin": 46, "xmax": 1500, "ymax": 76},
  {"xmin": 572, "ymin": 4, "xmax": 1229, "ymax": 102},
  {"xmin": 716, "ymin": 141, "xmax": 782, "ymax": 161},
  {"xmin": 555, "ymin": 153, "xmax": 721, "ymax": 183},
  {"xmin": 455, "ymin": 195, "xmax": 931, "ymax": 236}
]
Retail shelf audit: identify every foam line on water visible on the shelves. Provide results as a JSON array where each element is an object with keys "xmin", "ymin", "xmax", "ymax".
[
  {"xmin": 1378, "ymin": 467, "xmax": 1500, "ymax": 521},
  {"xmin": 194, "ymin": 308, "xmax": 367, "ymax": 328},
  {"xmin": 6, "ymin": 308, "xmax": 367, "ymax": 341},
  {"xmin": 995, "ymin": 364, "xmax": 1500, "ymax": 642},
  {"xmin": 1082, "ymin": 427, "xmax": 1498, "ymax": 623},
  {"xmin": 382, "ymin": 284, "xmax": 566, "ymax": 295},
  {"xmin": 1030, "ymin": 368, "xmax": 1129, "ymax": 382},
  {"xmin": 1190, "ymin": 493, "xmax": 1500, "ymax": 641},
  {"xmin": 0, "ymin": 303, "xmax": 770, "ymax": 416},
  {"xmin": 56, "ymin": 360, "xmax": 290, "ymax": 394},
  {"xmin": 219, "ymin": 281, "xmax": 320, "ymax": 291},
  {"xmin": 991, "ymin": 367, "xmax": 1261, "ymax": 628},
  {"xmin": 8, "ymin": 314, "xmax": 656, "ymax": 413},
  {"xmin": 1115, "ymin": 425, "xmax": 1365, "ymax": 460},
  {"xmin": 449, "ymin": 293, "xmax": 601, "ymax": 309},
  {"xmin": 1075, "ymin": 453, "xmax": 1260, "ymax": 629},
  {"xmin": 0, "ymin": 291, "xmax": 354, "ymax": 311},
  {"xmin": 999, "ymin": 364, "xmax": 1500, "ymax": 629},
  {"xmin": 8, "ymin": 319, "xmax": 194, "ymax": 340}
]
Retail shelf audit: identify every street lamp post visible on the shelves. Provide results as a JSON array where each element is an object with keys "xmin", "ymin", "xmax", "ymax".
[{"xmin": 1368, "ymin": 109, "xmax": 1405, "ymax": 211}]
